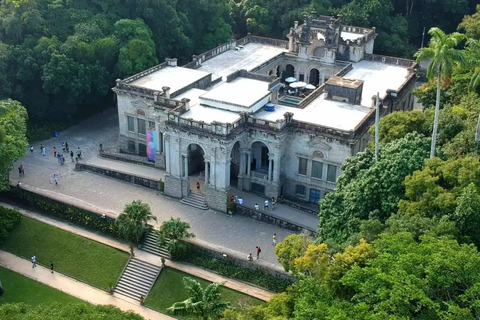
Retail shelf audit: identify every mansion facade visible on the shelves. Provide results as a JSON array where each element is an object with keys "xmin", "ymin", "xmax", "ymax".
[{"xmin": 113, "ymin": 15, "xmax": 418, "ymax": 212}]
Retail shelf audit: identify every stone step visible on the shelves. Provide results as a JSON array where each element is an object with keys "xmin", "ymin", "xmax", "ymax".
[
  {"xmin": 180, "ymin": 197, "xmax": 209, "ymax": 210},
  {"xmin": 114, "ymin": 257, "xmax": 162, "ymax": 301},
  {"xmin": 141, "ymin": 231, "xmax": 171, "ymax": 259},
  {"xmin": 141, "ymin": 245, "xmax": 171, "ymax": 259}
]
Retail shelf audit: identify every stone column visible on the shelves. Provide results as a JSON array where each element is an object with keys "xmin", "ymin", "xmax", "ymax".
[
  {"xmin": 247, "ymin": 153, "xmax": 252, "ymax": 176},
  {"xmin": 268, "ymin": 156, "xmax": 273, "ymax": 181},
  {"xmin": 205, "ymin": 160, "xmax": 209, "ymax": 185},
  {"xmin": 165, "ymin": 134, "xmax": 170, "ymax": 173},
  {"xmin": 154, "ymin": 120, "xmax": 160, "ymax": 152},
  {"xmin": 273, "ymin": 153, "xmax": 281, "ymax": 183},
  {"xmin": 239, "ymin": 151, "xmax": 246, "ymax": 176}
]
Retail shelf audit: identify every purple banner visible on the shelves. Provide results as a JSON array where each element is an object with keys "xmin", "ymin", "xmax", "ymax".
[{"xmin": 146, "ymin": 130, "xmax": 156, "ymax": 162}]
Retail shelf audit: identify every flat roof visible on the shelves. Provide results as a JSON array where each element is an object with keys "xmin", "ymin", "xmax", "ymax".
[
  {"xmin": 255, "ymin": 94, "xmax": 371, "ymax": 131},
  {"xmin": 200, "ymin": 77, "xmax": 270, "ymax": 108},
  {"xmin": 197, "ymin": 43, "xmax": 287, "ymax": 80},
  {"xmin": 175, "ymin": 88, "xmax": 243, "ymax": 124},
  {"xmin": 129, "ymin": 66, "xmax": 210, "ymax": 94},
  {"xmin": 345, "ymin": 60, "xmax": 410, "ymax": 106},
  {"xmin": 341, "ymin": 32, "xmax": 365, "ymax": 41}
]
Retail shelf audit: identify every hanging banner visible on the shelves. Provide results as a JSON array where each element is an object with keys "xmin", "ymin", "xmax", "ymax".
[{"xmin": 146, "ymin": 130, "xmax": 156, "ymax": 162}]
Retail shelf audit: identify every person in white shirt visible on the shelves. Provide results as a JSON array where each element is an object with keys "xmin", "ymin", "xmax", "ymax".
[
  {"xmin": 264, "ymin": 199, "xmax": 269, "ymax": 211},
  {"xmin": 254, "ymin": 203, "xmax": 259, "ymax": 210}
]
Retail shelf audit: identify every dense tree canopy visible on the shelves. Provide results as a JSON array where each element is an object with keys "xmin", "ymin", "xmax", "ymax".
[
  {"xmin": 0, "ymin": 303, "xmax": 144, "ymax": 320},
  {"xmin": 0, "ymin": 99, "xmax": 27, "ymax": 191}
]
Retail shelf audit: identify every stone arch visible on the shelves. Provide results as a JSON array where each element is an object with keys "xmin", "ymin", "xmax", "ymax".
[
  {"xmin": 136, "ymin": 109, "xmax": 146, "ymax": 116},
  {"xmin": 268, "ymin": 69, "xmax": 273, "ymax": 76},
  {"xmin": 276, "ymin": 65, "xmax": 281, "ymax": 77},
  {"xmin": 186, "ymin": 143, "xmax": 206, "ymax": 177},
  {"xmin": 230, "ymin": 141, "xmax": 241, "ymax": 186},
  {"xmin": 250, "ymin": 141, "xmax": 271, "ymax": 171},
  {"xmin": 285, "ymin": 64, "xmax": 295, "ymax": 79},
  {"xmin": 313, "ymin": 47, "xmax": 326, "ymax": 58},
  {"xmin": 309, "ymin": 68, "xmax": 320, "ymax": 86}
]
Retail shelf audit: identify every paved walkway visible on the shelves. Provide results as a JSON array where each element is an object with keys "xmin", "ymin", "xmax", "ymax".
[
  {"xmin": 1, "ymin": 202, "xmax": 274, "ymax": 301},
  {"xmin": 0, "ymin": 250, "xmax": 175, "ymax": 320},
  {"xmin": 10, "ymin": 108, "xmax": 316, "ymax": 265}
]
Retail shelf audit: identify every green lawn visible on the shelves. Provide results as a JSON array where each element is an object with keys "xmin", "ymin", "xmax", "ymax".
[
  {"xmin": 145, "ymin": 267, "xmax": 263, "ymax": 318},
  {"xmin": 1, "ymin": 216, "xmax": 129, "ymax": 290},
  {"xmin": 0, "ymin": 266, "xmax": 85, "ymax": 306}
]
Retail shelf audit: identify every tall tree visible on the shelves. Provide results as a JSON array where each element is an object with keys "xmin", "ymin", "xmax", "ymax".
[
  {"xmin": 414, "ymin": 27, "xmax": 467, "ymax": 158},
  {"xmin": 116, "ymin": 200, "xmax": 157, "ymax": 245},
  {"xmin": 156, "ymin": 217, "xmax": 194, "ymax": 256},
  {"xmin": 0, "ymin": 99, "xmax": 28, "ymax": 191},
  {"xmin": 168, "ymin": 277, "xmax": 230, "ymax": 320}
]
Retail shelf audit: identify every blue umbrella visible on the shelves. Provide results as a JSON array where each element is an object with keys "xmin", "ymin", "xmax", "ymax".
[{"xmin": 285, "ymin": 77, "xmax": 297, "ymax": 83}]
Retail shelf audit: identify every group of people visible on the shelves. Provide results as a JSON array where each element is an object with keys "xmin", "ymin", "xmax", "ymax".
[
  {"xmin": 31, "ymin": 255, "xmax": 54, "ymax": 274},
  {"xmin": 247, "ymin": 233, "xmax": 278, "ymax": 261}
]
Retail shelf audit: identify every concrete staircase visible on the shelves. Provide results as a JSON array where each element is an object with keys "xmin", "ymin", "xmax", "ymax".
[
  {"xmin": 141, "ymin": 230, "xmax": 171, "ymax": 259},
  {"xmin": 114, "ymin": 257, "xmax": 161, "ymax": 301},
  {"xmin": 180, "ymin": 192, "xmax": 208, "ymax": 210}
]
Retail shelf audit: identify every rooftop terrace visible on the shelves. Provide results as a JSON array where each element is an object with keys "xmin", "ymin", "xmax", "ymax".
[{"xmin": 197, "ymin": 43, "xmax": 287, "ymax": 81}]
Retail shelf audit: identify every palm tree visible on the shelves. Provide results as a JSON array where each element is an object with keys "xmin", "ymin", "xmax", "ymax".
[
  {"xmin": 414, "ymin": 27, "xmax": 466, "ymax": 158},
  {"xmin": 465, "ymin": 39, "xmax": 480, "ymax": 151},
  {"xmin": 167, "ymin": 277, "xmax": 229, "ymax": 320},
  {"xmin": 116, "ymin": 200, "xmax": 157, "ymax": 246},
  {"xmin": 156, "ymin": 217, "xmax": 195, "ymax": 256}
]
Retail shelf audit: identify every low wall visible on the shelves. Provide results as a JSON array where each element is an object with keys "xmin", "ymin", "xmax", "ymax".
[
  {"xmin": 235, "ymin": 205, "xmax": 315, "ymax": 236},
  {"xmin": 75, "ymin": 163, "xmax": 161, "ymax": 190},
  {"xmin": 181, "ymin": 238, "xmax": 294, "ymax": 283},
  {"xmin": 99, "ymin": 150, "xmax": 155, "ymax": 168}
]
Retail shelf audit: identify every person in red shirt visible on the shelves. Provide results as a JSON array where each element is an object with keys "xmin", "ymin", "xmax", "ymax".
[
  {"xmin": 256, "ymin": 246, "xmax": 261, "ymax": 260},
  {"xmin": 196, "ymin": 181, "xmax": 201, "ymax": 193}
]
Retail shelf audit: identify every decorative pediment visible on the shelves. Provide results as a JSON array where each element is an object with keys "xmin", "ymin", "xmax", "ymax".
[
  {"xmin": 307, "ymin": 139, "xmax": 332, "ymax": 150},
  {"xmin": 131, "ymin": 99, "xmax": 150, "ymax": 108}
]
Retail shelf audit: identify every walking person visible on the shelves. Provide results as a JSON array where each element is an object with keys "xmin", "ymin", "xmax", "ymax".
[
  {"xmin": 196, "ymin": 181, "xmax": 201, "ymax": 193},
  {"xmin": 272, "ymin": 233, "xmax": 277, "ymax": 246},
  {"xmin": 271, "ymin": 197, "xmax": 276, "ymax": 211},
  {"xmin": 18, "ymin": 165, "xmax": 22, "ymax": 176},
  {"xmin": 254, "ymin": 203, "xmax": 259, "ymax": 211},
  {"xmin": 31, "ymin": 256, "xmax": 36, "ymax": 268},
  {"xmin": 256, "ymin": 246, "xmax": 261, "ymax": 260},
  {"xmin": 264, "ymin": 199, "xmax": 269, "ymax": 211},
  {"xmin": 40, "ymin": 144, "xmax": 43, "ymax": 153},
  {"xmin": 70, "ymin": 150, "xmax": 74, "ymax": 162},
  {"xmin": 50, "ymin": 261, "xmax": 54, "ymax": 274},
  {"xmin": 53, "ymin": 174, "xmax": 58, "ymax": 185},
  {"xmin": 42, "ymin": 146, "xmax": 46, "ymax": 156},
  {"xmin": 65, "ymin": 142, "xmax": 69, "ymax": 152},
  {"xmin": 61, "ymin": 142, "xmax": 65, "ymax": 152},
  {"xmin": 30, "ymin": 145, "xmax": 34, "ymax": 155},
  {"xmin": 53, "ymin": 147, "xmax": 57, "ymax": 158}
]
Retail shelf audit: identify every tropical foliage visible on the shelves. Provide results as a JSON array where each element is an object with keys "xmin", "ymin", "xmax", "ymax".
[
  {"xmin": 0, "ymin": 99, "xmax": 27, "ymax": 190},
  {"xmin": 156, "ymin": 217, "xmax": 194, "ymax": 256},
  {"xmin": 116, "ymin": 200, "xmax": 156, "ymax": 245},
  {"xmin": 167, "ymin": 277, "xmax": 229, "ymax": 320}
]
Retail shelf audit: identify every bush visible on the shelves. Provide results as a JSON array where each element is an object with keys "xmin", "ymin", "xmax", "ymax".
[
  {"xmin": 174, "ymin": 244, "xmax": 294, "ymax": 293},
  {"xmin": 158, "ymin": 180, "xmax": 164, "ymax": 192},
  {"xmin": 0, "ymin": 206, "xmax": 22, "ymax": 243},
  {"xmin": 3, "ymin": 188, "xmax": 120, "ymax": 238}
]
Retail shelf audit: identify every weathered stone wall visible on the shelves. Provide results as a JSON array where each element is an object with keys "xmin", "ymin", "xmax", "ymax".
[
  {"xmin": 205, "ymin": 185, "xmax": 228, "ymax": 212},
  {"xmin": 235, "ymin": 205, "xmax": 315, "ymax": 235},
  {"xmin": 164, "ymin": 174, "xmax": 184, "ymax": 198},
  {"xmin": 75, "ymin": 163, "xmax": 161, "ymax": 190}
]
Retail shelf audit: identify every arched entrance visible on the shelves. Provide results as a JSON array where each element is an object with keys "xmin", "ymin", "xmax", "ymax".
[
  {"xmin": 230, "ymin": 141, "xmax": 241, "ymax": 187},
  {"xmin": 309, "ymin": 68, "xmax": 320, "ymax": 86},
  {"xmin": 186, "ymin": 144, "xmax": 205, "ymax": 192},
  {"xmin": 285, "ymin": 64, "xmax": 295, "ymax": 79},
  {"xmin": 268, "ymin": 70, "xmax": 273, "ymax": 76},
  {"xmin": 276, "ymin": 66, "xmax": 281, "ymax": 77}
]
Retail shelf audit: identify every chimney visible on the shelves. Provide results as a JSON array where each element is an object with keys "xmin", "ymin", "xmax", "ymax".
[
  {"xmin": 162, "ymin": 86, "xmax": 171, "ymax": 99},
  {"xmin": 154, "ymin": 91, "xmax": 160, "ymax": 103},
  {"xmin": 165, "ymin": 58, "xmax": 177, "ymax": 67},
  {"xmin": 325, "ymin": 76, "xmax": 364, "ymax": 105},
  {"xmin": 181, "ymin": 98, "xmax": 191, "ymax": 111}
]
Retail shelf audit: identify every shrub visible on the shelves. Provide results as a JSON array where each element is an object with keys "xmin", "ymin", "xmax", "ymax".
[
  {"xmin": 0, "ymin": 206, "xmax": 22, "ymax": 243},
  {"xmin": 3, "ymin": 188, "xmax": 120, "ymax": 237},
  {"xmin": 158, "ymin": 180, "xmax": 164, "ymax": 192},
  {"xmin": 174, "ymin": 243, "xmax": 294, "ymax": 293}
]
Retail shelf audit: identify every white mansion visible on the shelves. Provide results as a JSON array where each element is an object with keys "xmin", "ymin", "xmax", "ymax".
[{"xmin": 113, "ymin": 15, "xmax": 418, "ymax": 212}]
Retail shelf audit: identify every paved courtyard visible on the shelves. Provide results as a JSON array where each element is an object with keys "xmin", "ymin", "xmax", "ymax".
[{"xmin": 11, "ymin": 109, "xmax": 319, "ymax": 265}]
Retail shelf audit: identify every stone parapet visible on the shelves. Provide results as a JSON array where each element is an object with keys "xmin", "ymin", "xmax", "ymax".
[
  {"xmin": 205, "ymin": 185, "xmax": 228, "ymax": 212},
  {"xmin": 164, "ymin": 174, "xmax": 183, "ymax": 198},
  {"xmin": 234, "ymin": 205, "xmax": 315, "ymax": 235}
]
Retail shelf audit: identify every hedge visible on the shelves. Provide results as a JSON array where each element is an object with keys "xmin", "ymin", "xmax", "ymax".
[
  {"xmin": 174, "ymin": 244, "xmax": 295, "ymax": 293},
  {"xmin": 0, "ymin": 206, "xmax": 22, "ymax": 243},
  {"xmin": 3, "ymin": 188, "xmax": 120, "ymax": 238}
]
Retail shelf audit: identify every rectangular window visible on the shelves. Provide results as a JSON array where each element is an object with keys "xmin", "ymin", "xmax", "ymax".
[
  {"xmin": 149, "ymin": 121, "xmax": 155, "ymax": 130},
  {"xmin": 296, "ymin": 185, "xmax": 306, "ymax": 196},
  {"xmin": 298, "ymin": 157, "xmax": 307, "ymax": 175},
  {"xmin": 309, "ymin": 189, "xmax": 321, "ymax": 204},
  {"xmin": 261, "ymin": 146, "xmax": 268, "ymax": 169},
  {"xmin": 127, "ymin": 140, "xmax": 135, "ymax": 153},
  {"xmin": 299, "ymin": 73, "xmax": 305, "ymax": 81},
  {"xmin": 138, "ymin": 143, "xmax": 147, "ymax": 156},
  {"xmin": 327, "ymin": 164, "xmax": 337, "ymax": 182},
  {"xmin": 311, "ymin": 161, "xmax": 323, "ymax": 179},
  {"xmin": 137, "ymin": 119, "xmax": 146, "ymax": 135},
  {"xmin": 127, "ymin": 116, "xmax": 134, "ymax": 132}
]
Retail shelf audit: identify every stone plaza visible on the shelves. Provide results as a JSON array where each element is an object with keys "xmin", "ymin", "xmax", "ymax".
[{"xmin": 114, "ymin": 14, "xmax": 418, "ymax": 212}]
